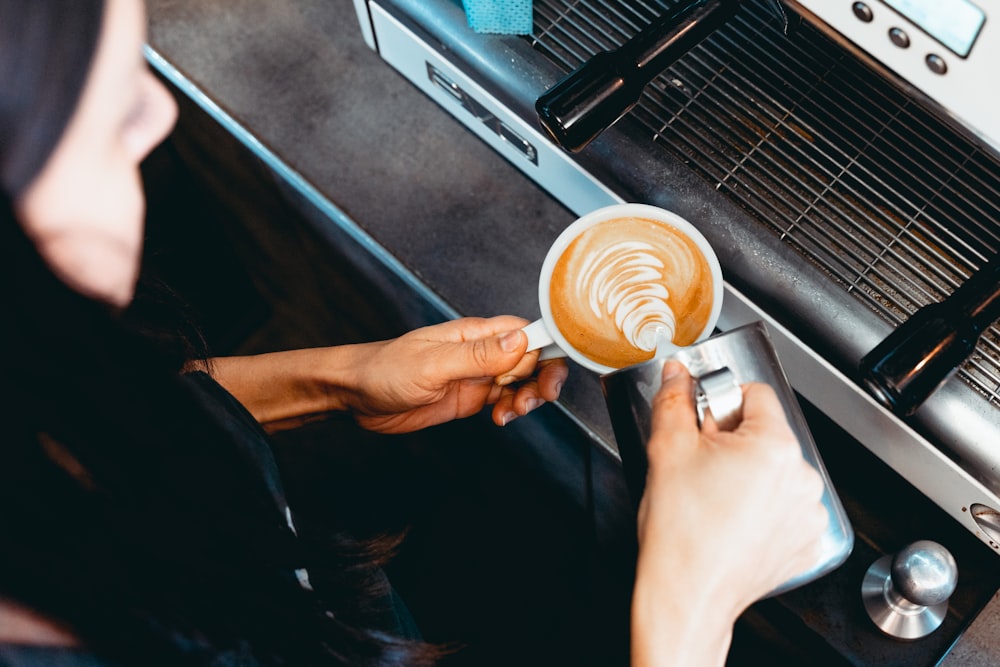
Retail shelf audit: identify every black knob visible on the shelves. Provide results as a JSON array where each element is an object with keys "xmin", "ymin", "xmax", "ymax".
[
  {"xmin": 859, "ymin": 254, "xmax": 1000, "ymax": 416},
  {"xmin": 535, "ymin": 0, "xmax": 740, "ymax": 152}
]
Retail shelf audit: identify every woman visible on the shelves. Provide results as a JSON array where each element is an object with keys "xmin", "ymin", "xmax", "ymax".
[{"xmin": 0, "ymin": 0, "xmax": 828, "ymax": 664}]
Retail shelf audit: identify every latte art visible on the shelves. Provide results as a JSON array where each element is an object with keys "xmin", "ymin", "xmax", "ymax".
[
  {"xmin": 583, "ymin": 241, "xmax": 676, "ymax": 352},
  {"xmin": 549, "ymin": 216, "xmax": 715, "ymax": 369}
]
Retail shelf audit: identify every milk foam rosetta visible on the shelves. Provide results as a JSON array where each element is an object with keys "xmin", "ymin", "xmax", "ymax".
[{"xmin": 549, "ymin": 216, "xmax": 715, "ymax": 369}]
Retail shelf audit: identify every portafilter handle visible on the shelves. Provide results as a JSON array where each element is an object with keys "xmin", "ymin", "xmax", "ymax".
[
  {"xmin": 535, "ymin": 0, "xmax": 740, "ymax": 152},
  {"xmin": 858, "ymin": 254, "xmax": 1000, "ymax": 416},
  {"xmin": 861, "ymin": 540, "xmax": 958, "ymax": 640}
]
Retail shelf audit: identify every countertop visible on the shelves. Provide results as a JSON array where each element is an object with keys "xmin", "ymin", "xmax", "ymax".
[{"xmin": 145, "ymin": 0, "xmax": 1000, "ymax": 663}]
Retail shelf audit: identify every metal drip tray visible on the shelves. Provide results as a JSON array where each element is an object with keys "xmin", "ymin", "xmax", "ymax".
[{"xmin": 528, "ymin": 0, "xmax": 1000, "ymax": 409}]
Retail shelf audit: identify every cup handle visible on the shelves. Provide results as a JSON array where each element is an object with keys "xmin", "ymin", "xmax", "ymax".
[{"xmin": 522, "ymin": 319, "xmax": 567, "ymax": 361}]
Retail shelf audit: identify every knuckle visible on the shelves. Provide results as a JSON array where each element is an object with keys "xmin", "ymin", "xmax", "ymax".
[
  {"xmin": 761, "ymin": 436, "xmax": 799, "ymax": 467},
  {"xmin": 471, "ymin": 339, "xmax": 492, "ymax": 369}
]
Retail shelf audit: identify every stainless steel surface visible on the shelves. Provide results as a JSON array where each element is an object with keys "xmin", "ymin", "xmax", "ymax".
[
  {"xmin": 600, "ymin": 322, "xmax": 854, "ymax": 594},
  {"xmin": 862, "ymin": 540, "xmax": 959, "ymax": 639}
]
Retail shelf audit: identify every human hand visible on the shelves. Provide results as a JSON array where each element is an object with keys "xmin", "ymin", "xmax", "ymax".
[
  {"xmin": 345, "ymin": 316, "xmax": 568, "ymax": 434},
  {"xmin": 631, "ymin": 361, "xmax": 828, "ymax": 667}
]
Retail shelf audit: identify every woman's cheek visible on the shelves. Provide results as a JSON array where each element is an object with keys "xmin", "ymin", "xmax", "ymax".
[{"xmin": 38, "ymin": 166, "xmax": 146, "ymax": 307}]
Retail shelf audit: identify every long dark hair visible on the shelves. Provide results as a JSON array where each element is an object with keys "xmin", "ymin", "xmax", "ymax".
[
  {"xmin": 0, "ymin": 0, "xmax": 103, "ymax": 195},
  {"xmin": 0, "ymin": 1, "xmax": 440, "ymax": 664}
]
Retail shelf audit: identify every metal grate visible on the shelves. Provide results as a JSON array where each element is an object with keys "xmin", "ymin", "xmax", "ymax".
[{"xmin": 529, "ymin": 0, "xmax": 1000, "ymax": 407}]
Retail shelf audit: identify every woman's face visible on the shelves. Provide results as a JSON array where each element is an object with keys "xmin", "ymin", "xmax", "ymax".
[{"xmin": 16, "ymin": 0, "xmax": 178, "ymax": 308}]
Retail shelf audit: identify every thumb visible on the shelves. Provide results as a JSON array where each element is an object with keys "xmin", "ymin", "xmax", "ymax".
[
  {"xmin": 433, "ymin": 329, "xmax": 528, "ymax": 381},
  {"xmin": 647, "ymin": 360, "xmax": 700, "ymax": 460}
]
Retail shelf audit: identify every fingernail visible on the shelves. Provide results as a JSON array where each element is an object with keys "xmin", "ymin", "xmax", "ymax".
[
  {"xmin": 496, "ymin": 375, "xmax": 516, "ymax": 387},
  {"xmin": 553, "ymin": 380, "xmax": 564, "ymax": 396},
  {"xmin": 499, "ymin": 330, "xmax": 523, "ymax": 353},
  {"xmin": 526, "ymin": 398, "xmax": 543, "ymax": 413},
  {"xmin": 501, "ymin": 411, "xmax": 517, "ymax": 426},
  {"xmin": 662, "ymin": 360, "xmax": 684, "ymax": 381}
]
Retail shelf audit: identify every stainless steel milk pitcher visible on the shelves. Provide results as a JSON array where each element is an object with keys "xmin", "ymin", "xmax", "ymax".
[{"xmin": 600, "ymin": 321, "xmax": 854, "ymax": 595}]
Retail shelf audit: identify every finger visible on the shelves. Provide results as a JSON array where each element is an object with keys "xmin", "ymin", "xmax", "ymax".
[
  {"xmin": 646, "ymin": 361, "xmax": 699, "ymax": 463},
  {"xmin": 649, "ymin": 361, "xmax": 698, "ymax": 433},
  {"xmin": 492, "ymin": 379, "xmax": 550, "ymax": 425},
  {"xmin": 491, "ymin": 359, "xmax": 568, "ymax": 425},
  {"xmin": 495, "ymin": 348, "xmax": 542, "ymax": 387},
  {"xmin": 442, "ymin": 317, "xmax": 542, "ymax": 387},
  {"xmin": 698, "ymin": 407, "xmax": 722, "ymax": 436},
  {"xmin": 512, "ymin": 380, "xmax": 550, "ymax": 415},
  {"xmin": 535, "ymin": 359, "xmax": 568, "ymax": 401},
  {"xmin": 432, "ymin": 327, "xmax": 530, "ymax": 383},
  {"xmin": 736, "ymin": 382, "xmax": 792, "ymax": 438},
  {"xmin": 507, "ymin": 359, "xmax": 568, "ymax": 410},
  {"xmin": 495, "ymin": 351, "xmax": 570, "ymax": 390},
  {"xmin": 491, "ymin": 386, "xmax": 520, "ymax": 426},
  {"xmin": 424, "ymin": 316, "xmax": 532, "ymax": 343},
  {"xmin": 476, "ymin": 314, "xmax": 533, "ymax": 334}
]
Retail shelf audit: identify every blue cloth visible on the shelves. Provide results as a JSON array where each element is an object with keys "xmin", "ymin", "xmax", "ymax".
[{"xmin": 462, "ymin": 0, "xmax": 533, "ymax": 35}]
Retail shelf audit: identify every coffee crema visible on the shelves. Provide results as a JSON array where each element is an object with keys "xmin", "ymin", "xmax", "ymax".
[{"xmin": 549, "ymin": 216, "xmax": 715, "ymax": 369}]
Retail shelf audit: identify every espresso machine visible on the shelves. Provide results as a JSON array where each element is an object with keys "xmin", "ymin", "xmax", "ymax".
[{"xmin": 353, "ymin": 0, "xmax": 1000, "ymax": 662}]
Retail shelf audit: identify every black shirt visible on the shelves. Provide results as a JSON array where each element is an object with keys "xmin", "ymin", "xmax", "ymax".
[{"xmin": 0, "ymin": 372, "xmax": 419, "ymax": 666}]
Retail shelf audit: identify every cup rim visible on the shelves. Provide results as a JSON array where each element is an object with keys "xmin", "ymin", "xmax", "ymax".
[{"xmin": 537, "ymin": 203, "xmax": 724, "ymax": 374}]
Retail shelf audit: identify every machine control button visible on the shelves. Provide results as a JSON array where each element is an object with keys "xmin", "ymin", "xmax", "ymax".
[
  {"xmin": 926, "ymin": 53, "xmax": 948, "ymax": 75},
  {"xmin": 852, "ymin": 2, "xmax": 874, "ymax": 23},
  {"xmin": 889, "ymin": 27, "xmax": 911, "ymax": 49}
]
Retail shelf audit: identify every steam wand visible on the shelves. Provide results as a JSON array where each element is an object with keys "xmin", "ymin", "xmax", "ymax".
[
  {"xmin": 859, "ymin": 254, "xmax": 1000, "ymax": 416},
  {"xmin": 535, "ymin": 0, "xmax": 740, "ymax": 152}
]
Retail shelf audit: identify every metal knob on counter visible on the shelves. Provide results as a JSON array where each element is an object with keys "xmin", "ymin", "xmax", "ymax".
[{"xmin": 861, "ymin": 540, "xmax": 958, "ymax": 639}]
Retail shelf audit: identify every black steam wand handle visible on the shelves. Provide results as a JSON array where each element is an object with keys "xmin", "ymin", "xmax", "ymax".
[
  {"xmin": 859, "ymin": 254, "xmax": 1000, "ymax": 416},
  {"xmin": 535, "ymin": 0, "xmax": 740, "ymax": 152}
]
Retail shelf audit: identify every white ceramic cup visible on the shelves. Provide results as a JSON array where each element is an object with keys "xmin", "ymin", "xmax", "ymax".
[{"xmin": 523, "ymin": 203, "xmax": 724, "ymax": 374}]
